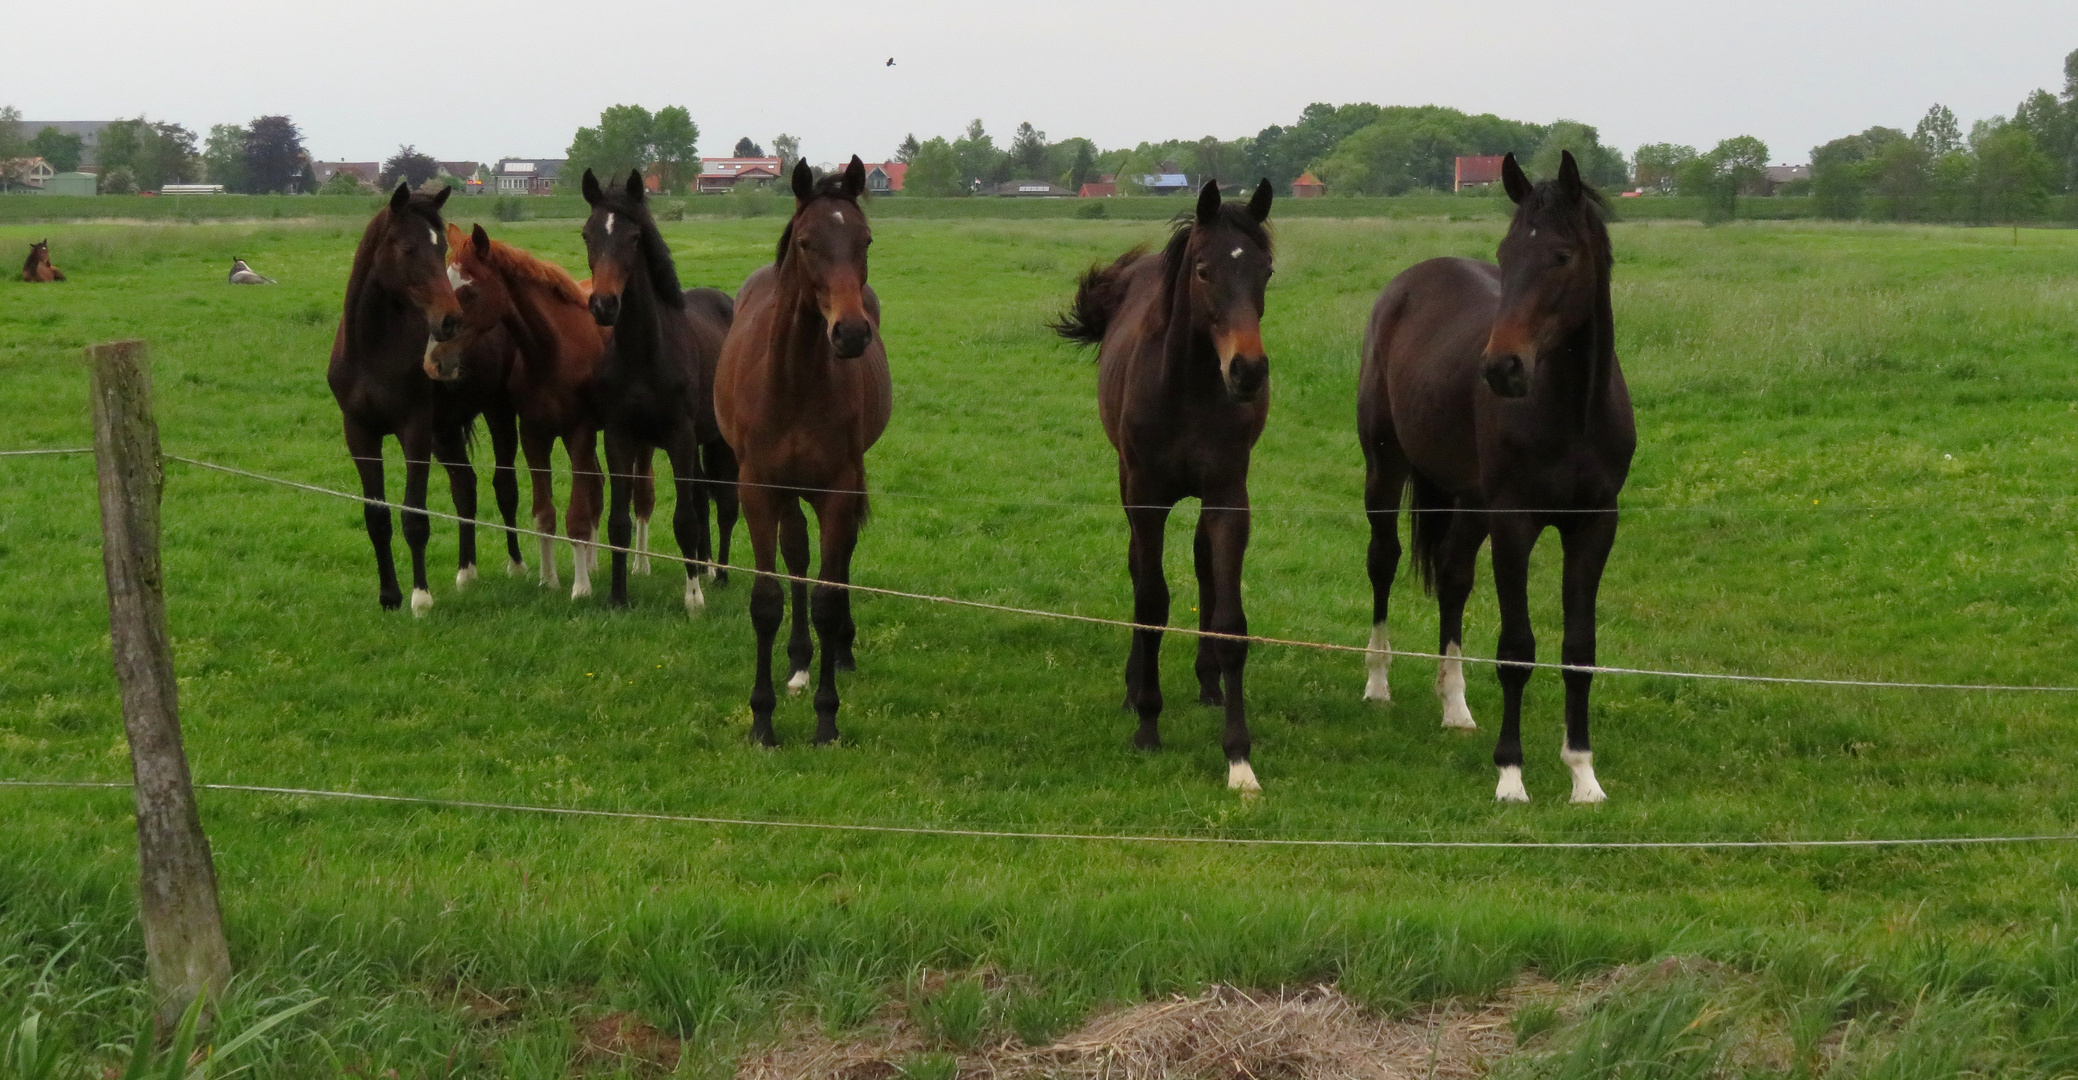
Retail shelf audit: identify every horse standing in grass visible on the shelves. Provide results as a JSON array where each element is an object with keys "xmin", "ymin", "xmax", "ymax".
[
  {"xmin": 715, "ymin": 157, "xmax": 891, "ymax": 747},
  {"xmin": 578, "ymin": 169, "xmax": 735, "ymax": 613},
  {"xmin": 1055, "ymin": 178, "xmax": 1276, "ymax": 792},
  {"xmin": 21, "ymin": 241, "xmax": 64, "ymax": 282},
  {"xmin": 1357, "ymin": 151, "xmax": 1635, "ymax": 803},
  {"xmin": 327, "ymin": 183, "xmax": 489, "ymax": 614}
]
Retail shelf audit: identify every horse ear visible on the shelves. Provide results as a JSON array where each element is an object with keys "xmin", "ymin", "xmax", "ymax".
[
  {"xmin": 625, "ymin": 170, "xmax": 645, "ymax": 201},
  {"xmin": 389, "ymin": 182, "xmax": 411, "ymax": 213},
  {"xmin": 842, "ymin": 155, "xmax": 866, "ymax": 199},
  {"xmin": 1247, "ymin": 177, "xmax": 1273, "ymax": 222},
  {"xmin": 446, "ymin": 223, "xmax": 464, "ymax": 249},
  {"xmin": 471, "ymin": 223, "xmax": 491, "ymax": 258},
  {"xmin": 791, "ymin": 158, "xmax": 816, "ymax": 203},
  {"xmin": 1557, "ymin": 150, "xmax": 1584, "ymax": 201},
  {"xmin": 1195, "ymin": 179, "xmax": 1221, "ymax": 225},
  {"xmin": 430, "ymin": 184, "xmax": 453, "ymax": 210},
  {"xmin": 1501, "ymin": 153, "xmax": 1532, "ymax": 205},
  {"xmin": 581, "ymin": 169, "xmax": 603, "ymax": 205}
]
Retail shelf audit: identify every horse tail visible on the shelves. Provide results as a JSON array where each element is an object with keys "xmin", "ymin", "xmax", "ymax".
[
  {"xmin": 1051, "ymin": 247, "xmax": 1143, "ymax": 348},
  {"xmin": 1406, "ymin": 473, "xmax": 1453, "ymax": 595}
]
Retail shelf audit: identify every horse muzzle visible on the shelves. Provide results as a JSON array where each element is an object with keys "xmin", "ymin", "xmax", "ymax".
[
  {"xmin": 423, "ymin": 339, "xmax": 466, "ymax": 382},
  {"xmin": 589, "ymin": 293, "xmax": 621, "ymax": 327},
  {"xmin": 427, "ymin": 310, "xmax": 463, "ymax": 343},
  {"xmin": 831, "ymin": 317, "xmax": 873, "ymax": 360},
  {"xmin": 1223, "ymin": 355, "xmax": 1268, "ymax": 403},
  {"xmin": 1482, "ymin": 354, "xmax": 1530, "ymax": 398}
]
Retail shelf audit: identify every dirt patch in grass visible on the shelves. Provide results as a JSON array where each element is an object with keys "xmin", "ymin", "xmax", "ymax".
[{"xmin": 578, "ymin": 1011, "xmax": 683, "ymax": 1074}]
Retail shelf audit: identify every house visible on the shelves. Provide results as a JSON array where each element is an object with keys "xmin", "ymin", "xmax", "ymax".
[
  {"xmin": 1136, "ymin": 172, "xmax": 1192, "ymax": 195},
  {"xmin": 1760, "ymin": 164, "xmax": 1811, "ymax": 195},
  {"xmin": 41, "ymin": 172, "xmax": 97, "ymax": 196},
  {"xmin": 1453, "ymin": 155, "xmax": 1506, "ymax": 192},
  {"xmin": 1078, "ymin": 176, "xmax": 1118, "ymax": 198},
  {"xmin": 984, "ymin": 179, "xmax": 1074, "ymax": 197},
  {"xmin": 492, "ymin": 158, "xmax": 563, "ymax": 194},
  {"xmin": 21, "ymin": 121, "xmax": 112, "ymax": 168},
  {"xmin": 1290, "ymin": 171, "xmax": 1325, "ymax": 198},
  {"xmin": 696, "ymin": 157, "xmax": 783, "ymax": 193},
  {"xmin": 313, "ymin": 161, "xmax": 381, "ymax": 187},
  {"xmin": 9, "ymin": 157, "xmax": 58, "ymax": 189},
  {"xmin": 862, "ymin": 162, "xmax": 906, "ymax": 194}
]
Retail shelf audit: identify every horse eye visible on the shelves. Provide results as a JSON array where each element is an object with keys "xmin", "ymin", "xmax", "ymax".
[{"xmin": 1194, "ymin": 263, "xmax": 1210, "ymax": 280}]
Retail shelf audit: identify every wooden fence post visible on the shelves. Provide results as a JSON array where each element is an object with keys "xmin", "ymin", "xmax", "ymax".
[{"xmin": 87, "ymin": 339, "xmax": 232, "ymax": 1029}]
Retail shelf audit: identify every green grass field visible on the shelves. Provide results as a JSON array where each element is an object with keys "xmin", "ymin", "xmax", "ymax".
[{"xmin": 5, "ymin": 209, "xmax": 2078, "ymax": 1076}]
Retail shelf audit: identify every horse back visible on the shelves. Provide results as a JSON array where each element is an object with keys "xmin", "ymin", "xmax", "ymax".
[{"xmin": 1359, "ymin": 257, "xmax": 1498, "ymax": 492}]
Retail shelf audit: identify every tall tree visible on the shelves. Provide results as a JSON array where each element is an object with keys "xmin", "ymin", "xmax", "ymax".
[
  {"xmin": 895, "ymin": 133, "xmax": 920, "ymax": 164},
  {"xmin": 773, "ymin": 133, "xmax": 801, "ymax": 174},
  {"xmin": 1068, "ymin": 140, "xmax": 1096, "ymax": 189},
  {"xmin": 1971, "ymin": 121, "xmax": 2058, "ymax": 221},
  {"xmin": 734, "ymin": 136, "xmax": 764, "ymax": 157},
  {"xmin": 649, "ymin": 105, "xmax": 700, "ymax": 193},
  {"xmin": 202, "ymin": 124, "xmax": 247, "ymax": 191},
  {"xmin": 1008, "ymin": 122, "xmax": 1048, "ymax": 178},
  {"xmin": 0, "ymin": 106, "xmax": 27, "ymax": 190},
  {"xmin": 380, "ymin": 145, "xmax": 439, "ymax": 190},
  {"xmin": 1913, "ymin": 105, "xmax": 1963, "ymax": 157},
  {"xmin": 243, "ymin": 115, "xmax": 307, "ymax": 194},
  {"xmin": 952, "ymin": 119, "xmax": 1001, "ymax": 189},
  {"xmin": 903, "ymin": 136, "xmax": 961, "ymax": 196},
  {"xmin": 566, "ymin": 104, "xmax": 655, "ymax": 185},
  {"xmin": 97, "ymin": 118, "xmax": 199, "ymax": 191},
  {"xmin": 1632, "ymin": 143, "xmax": 1696, "ymax": 193},
  {"xmin": 31, "ymin": 126, "xmax": 83, "ymax": 173},
  {"xmin": 1708, "ymin": 135, "xmax": 1770, "ymax": 194},
  {"xmin": 1529, "ymin": 120, "xmax": 1629, "ymax": 189}
]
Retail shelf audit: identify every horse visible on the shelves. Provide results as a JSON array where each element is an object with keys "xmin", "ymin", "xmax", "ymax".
[
  {"xmin": 434, "ymin": 222, "xmax": 611, "ymax": 597},
  {"xmin": 228, "ymin": 257, "xmax": 275, "ymax": 284},
  {"xmin": 1356, "ymin": 150, "xmax": 1635, "ymax": 803},
  {"xmin": 714, "ymin": 157, "xmax": 891, "ymax": 747},
  {"xmin": 326, "ymin": 182, "xmax": 497, "ymax": 614},
  {"xmin": 21, "ymin": 240, "xmax": 64, "ymax": 282},
  {"xmin": 1055, "ymin": 178, "xmax": 1276, "ymax": 792},
  {"xmin": 577, "ymin": 169, "xmax": 736, "ymax": 613}
]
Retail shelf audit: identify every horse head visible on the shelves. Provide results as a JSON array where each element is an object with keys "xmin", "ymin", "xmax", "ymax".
[
  {"xmin": 779, "ymin": 156, "xmax": 876, "ymax": 359},
  {"xmin": 425, "ymin": 223, "xmax": 512, "ymax": 381},
  {"xmin": 1173, "ymin": 178, "xmax": 1274, "ymax": 403},
  {"xmin": 580, "ymin": 169, "xmax": 682, "ymax": 327},
  {"xmin": 1483, "ymin": 151, "xmax": 1612, "ymax": 399},
  {"xmin": 370, "ymin": 183, "xmax": 463, "ymax": 342}
]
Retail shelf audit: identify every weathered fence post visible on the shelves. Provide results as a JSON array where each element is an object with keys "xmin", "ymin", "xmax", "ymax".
[{"xmin": 87, "ymin": 339, "xmax": 233, "ymax": 1029}]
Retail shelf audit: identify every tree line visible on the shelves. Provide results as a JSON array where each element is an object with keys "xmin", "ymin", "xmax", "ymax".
[{"xmin": 0, "ymin": 108, "xmax": 313, "ymax": 194}]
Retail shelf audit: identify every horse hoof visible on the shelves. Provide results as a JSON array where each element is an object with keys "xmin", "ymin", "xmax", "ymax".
[
  {"xmin": 685, "ymin": 579, "xmax": 706, "ymax": 615},
  {"xmin": 1363, "ymin": 673, "xmax": 1392, "ymax": 703},
  {"xmin": 608, "ymin": 595, "xmax": 630, "ymax": 610},
  {"xmin": 455, "ymin": 565, "xmax": 477, "ymax": 589},
  {"xmin": 506, "ymin": 559, "xmax": 526, "ymax": 577},
  {"xmin": 1199, "ymin": 688, "xmax": 1224, "ymax": 707},
  {"xmin": 1564, "ymin": 748, "xmax": 1607, "ymax": 804},
  {"xmin": 1226, "ymin": 760, "xmax": 1261, "ymax": 794},
  {"xmin": 1495, "ymin": 766, "xmax": 1529, "ymax": 803},
  {"xmin": 703, "ymin": 566, "xmax": 719, "ymax": 582},
  {"xmin": 751, "ymin": 729, "xmax": 779, "ymax": 748},
  {"xmin": 410, "ymin": 589, "xmax": 433, "ymax": 618},
  {"xmin": 380, "ymin": 592, "xmax": 402, "ymax": 611},
  {"xmin": 571, "ymin": 580, "xmax": 592, "ymax": 600},
  {"xmin": 1132, "ymin": 730, "xmax": 1161, "ymax": 751},
  {"xmin": 786, "ymin": 670, "xmax": 810, "ymax": 696},
  {"xmin": 836, "ymin": 651, "xmax": 857, "ymax": 672},
  {"xmin": 713, "ymin": 569, "xmax": 729, "ymax": 587},
  {"xmin": 814, "ymin": 728, "xmax": 840, "ymax": 746},
  {"xmin": 1441, "ymin": 703, "xmax": 1477, "ymax": 730}
]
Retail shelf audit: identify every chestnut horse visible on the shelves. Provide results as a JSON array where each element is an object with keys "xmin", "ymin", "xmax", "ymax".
[
  {"xmin": 326, "ymin": 183, "xmax": 489, "ymax": 613},
  {"xmin": 434, "ymin": 223, "xmax": 610, "ymax": 596},
  {"xmin": 1357, "ymin": 151, "xmax": 1635, "ymax": 803},
  {"xmin": 21, "ymin": 241, "xmax": 64, "ymax": 282},
  {"xmin": 578, "ymin": 169, "xmax": 735, "ymax": 613},
  {"xmin": 715, "ymin": 157, "xmax": 891, "ymax": 747},
  {"xmin": 1056, "ymin": 178, "xmax": 1275, "ymax": 792}
]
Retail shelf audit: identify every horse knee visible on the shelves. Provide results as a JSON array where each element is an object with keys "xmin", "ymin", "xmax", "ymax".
[{"xmin": 750, "ymin": 578, "xmax": 785, "ymax": 634}]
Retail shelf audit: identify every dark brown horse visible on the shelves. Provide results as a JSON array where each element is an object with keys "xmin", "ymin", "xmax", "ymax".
[
  {"xmin": 1357, "ymin": 151, "xmax": 1634, "ymax": 803},
  {"xmin": 434, "ymin": 223, "xmax": 609, "ymax": 596},
  {"xmin": 578, "ymin": 169, "xmax": 735, "ymax": 613},
  {"xmin": 326, "ymin": 183, "xmax": 488, "ymax": 614},
  {"xmin": 1056, "ymin": 179, "xmax": 1275, "ymax": 792},
  {"xmin": 715, "ymin": 157, "xmax": 891, "ymax": 746},
  {"xmin": 21, "ymin": 240, "xmax": 64, "ymax": 282}
]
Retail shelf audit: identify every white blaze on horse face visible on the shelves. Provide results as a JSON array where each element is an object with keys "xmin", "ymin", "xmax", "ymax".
[
  {"xmin": 447, "ymin": 264, "xmax": 472, "ymax": 290},
  {"xmin": 604, "ymin": 213, "xmax": 615, "ymax": 235},
  {"xmin": 1437, "ymin": 643, "xmax": 1476, "ymax": 729},
  {"xmin": 428, "ymin": 227, "xmax": 439, "ymax": 247},
  {"xmin": 1229, "ymin": 246, "xmax": 1243, "ymax": 259},
  {"xmin": 1495, "ymin": 765, "xmax": 1528, "ymax": 803},
  {"xmin": 410, "ymin": 588, "xmax": 433, "ymax": 617},
  {"xmin": 1227, "ymin": 759, "xmax": 1261, "ymax": 794},
  {"xmin": 833, "ymin": 211, "xmax": 845, "ymax": 223},
  {"xmin": 685, "ymin": 576, "xmax": 705, "ymax": 615},
  {"xmin": 787, "ymin": 669, "xmax": 811, "ymax": 695},
  {"xmin": 455, "ymin": 564, "xmax": 477, "ymax": 589},
  {"xmin": 537, "ymin": 536, "xmax": 560, "ymax": 588},
  {"xmin": 1363, "ymin": 622, "xmax": 1392, "ymax": 702},
  {"xmin": 1562, "ymin": 746, "xmax": 1607, "ymax": 803}
]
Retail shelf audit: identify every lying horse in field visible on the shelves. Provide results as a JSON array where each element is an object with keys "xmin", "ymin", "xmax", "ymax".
[
  {"xmin": 578, "ymin": 169, "xmax": 735, "ymax": 613},
  {"xmin": 1055, "ymin": 178, "xmax": 1276, "ymax": 792},
  {"xmin": 327, "ymin": 183, "xmax": 499, "ymax": 614},
  {"xmin": 716, "ymin": 157, "xmax": 891, "ymax": 746},
  {"xmin": 228, "ymin": 257, "xmax": 275, "ymax": 284},
  {"xmin": 1357, "ymin": 151, "xmax": 1635, "ymax": 803},
  {"xmin": 21, "ymin": 240, "xmax": 64, "ymax": 282},
  {"xmin": 435, "ymin": 223, "xmax": 610, "ymax": 596}
]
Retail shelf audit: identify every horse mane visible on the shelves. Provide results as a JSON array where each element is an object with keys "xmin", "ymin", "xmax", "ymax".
[
  {"xmin": 775, "ymin": 172, "xmax": 864, "ymax": 265},
  {"xmin": 1052, "ymin": 245, "xmax": 1147, "ymax": 347},
  {"xmin": 20, "ymin": 244, "xmax": 39, "ymax": 278},
  {"xmin": 1514, "ymin": 175, "xmax": 1615, "ymax": 414},
  {"xmin": 480, "ymin": 237, "xmax": 588, "ymax": 308}
]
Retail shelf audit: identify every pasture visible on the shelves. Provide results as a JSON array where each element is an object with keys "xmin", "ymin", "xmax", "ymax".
[{"xmin": 5, "ymin": 209, "xmax": 2078, "ymax": 1076}]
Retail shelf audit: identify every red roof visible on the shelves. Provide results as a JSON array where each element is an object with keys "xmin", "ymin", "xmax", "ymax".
[
  {"xmin": 1079, "ymin": 182, "xmax": 1117, "ymax": 198},
  {"xmin": 1455, "ymin": 155, "xmax": 1506, "ymax": 186},
  {"xmin": 863, "ymin": 161, "xmax": 907, "ymax": 192}
]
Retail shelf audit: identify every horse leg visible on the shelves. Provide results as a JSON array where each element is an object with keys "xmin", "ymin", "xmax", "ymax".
[
  {"xmin": 521, "ymin": 424, "xmax": 560, "ymax": 588},
  {"xmin": 399, "ymin": 426, "xmax": 435, "ymax": 617},
  {"xmin": 809, "ymin": 491, "xmax": 863, "ymax": 744},
  {"xmin": 1192, "ymin": 516, "xmax": 1222, "ymax": 706},
  {"xmin": 664, "ymin": 435, "xmax": 708, "ymax": 616},
  {"xmin": 1363, "ymin": 447, "xmax": 1410, "ymax": 702},
  {"xmin": 1557, "ymin": 512, "xmax": 1618, "ymax": 803},
  {"xmin": 632, "ymin": 449, "xmax": 656, "ymax": 575},
  {"xmin": 1124, "ymin": 500, "xmax": 1173, "ymax": 750},
  {"xmin": 345, "ymin": 424, "xmax": 402, "ymax": 610},
  {"xmin": 742, "ymin": 484, "xmax": 784, "ymax": 747},
  {"xmin": 603, "ymin": 431, "xmax": 636, "ymax": 609},
  {"xmin": 779, "ymin": 497, "xmax": 815, "ymax": 695},
  {"xmin": 487, "ymin": 408, "xmax": 524, "ymax": 572},
  {"xmin": 704, "ymin": 439, "xmax": 740, "ymax": 586},
  {"xmin": 567, "ymin": 426, "xmax": 604, "ymax": 598},
  {"xmin": 432, "ymin": 426, "xmax": 478, "ymax": 589},
  {"xmin": 1202, "ymin": 498, "xmax": 1256, "ymax": 792},
  {"xmin": 1433, "ymin": 509, "xmax": 1489, "ymax": 732},
  {"xmin": 1488, "ymin": 513, "xmax": 1541, "ymax": 802}
]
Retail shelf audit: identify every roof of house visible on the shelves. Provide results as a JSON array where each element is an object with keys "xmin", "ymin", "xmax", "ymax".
[
  {"xmin": 863, "ymin": 162, "xmax": 907, "ymax": 191},
  {"xmin": 700, "ymin": 157, "xmax": 784, "ymax": 176},
  {"xmin": 437, "ymin": 161, "xmax": 480, "ymax": 178},
  {"xmin": 986, "ymin": 179, "xmax": 1073, "ymax": 196},
  {"xmin": 1292, "ymin": 171, "xmax": 1324, "ymax": 188},
  {"xmin": 313, "ymin": 161, "xmax": 381, "ymax": 182},
  {"xmin": 494, "ymin": 158, "xmax": 563, "ymax": 179},
  {"xmin": 1079, "ymin": 182, "xmax": 1118, "ymax": 198},
  {"xmin": 1763, "ymin": 164, "xmax": 1811, "ymax": 182},
  {"xmin": 1139, "ymin": 173, "xmax": 1190, "ymax": 189},
  {"xmin": 1455, "ymin": 155, "xmax": 1507, "ymax": 185}
]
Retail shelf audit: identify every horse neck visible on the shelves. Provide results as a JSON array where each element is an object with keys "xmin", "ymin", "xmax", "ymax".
[
  {"xmin": 505, "ymin": 275, "xmax": 586, "ymax": 378},
  {"xmin": 612, "ymin": 259, "xmax": 669, "ymax": 365},
  {"xmin": 1538, "ymin": 267, "xmax": 1616, "ymax": 427},
  {"xmin": 1157, "ymin": 254, "xmax": 1220, "ymax": 400},
  {"xmin": 768, "ymin": 260, "xmax": 840, "ymax": 386}
]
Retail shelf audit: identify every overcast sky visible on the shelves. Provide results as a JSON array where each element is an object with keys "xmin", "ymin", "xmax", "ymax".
[{"xmin": 8, "ymin": 0, "xmax": 2075, "ymax": 170}]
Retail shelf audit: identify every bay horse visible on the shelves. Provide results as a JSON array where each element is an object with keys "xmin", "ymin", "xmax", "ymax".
[
  {"xmin": 715, "ymin": 157, "xmax": 891, "ymax": 746},
  {"xmin": 578, "ymin": 169, "xmax": 735, "ymax": 613},
  {"xmin": 326, "ymin": 183, "xmax": 492, "ymax": 614},
  {"xmin": 434, "ymin": 222, "xmax": 610, "ymax": 597},
  {"xmin": 1055, "ymin": 178, "xmax": 1276, "ymax": 793},
  {"xmin": 1357, "ymin": 151, "xmax": 1635, "ymax": 803},
  {"xmin": 21, "ymin": 240, "xmax": 64, "ymax": 282}
]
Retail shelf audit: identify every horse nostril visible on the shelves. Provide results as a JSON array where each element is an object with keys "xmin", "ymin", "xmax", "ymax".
[{"xmin": 590, "ymin": 296, "xmax": 619, "ymax": 326}]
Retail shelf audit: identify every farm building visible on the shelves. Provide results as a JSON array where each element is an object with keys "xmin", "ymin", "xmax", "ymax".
[
  {"xmin": 1136, "ymin": 172, "xmax": 1193, "ymax": 195},
  {"xmin": 1079, "ymin": 175, "xmax": 1118, "ymax": 198},
  {"xmin": 20, "ymin": 121, "xmax": 112, "ymax": 167},
  {"xmin": 491, "ymin": 159, "xmax": 563, "ymax": 195},
  {"xmin": 696, "ymin": 157, "xmax": 783, "ymax": 193},
  {"xmin": 8, "ymin": 157, "xmax": 58, "ymax": 190},
  {"xmin": 1454, "ymin": 155, "xmax": 1505, "ymax": 191},
  {"xmin": 312, "ymin": 161, "xmax": 381, "ymax": 188},
  {"xmin": 863, "ymin": 162, "xmax": 906, "ymax": 194},
  {"xmin": 1761, "ymin": 164, "xmax": 1811, "ymax": 195},
  {"xmin": 983, "ymin": 179, "xmax": 1075, "ymax": 197},
  {"xmin": 1290, "ymin": 171, "xmax": 1325, "ymax": 198},
  {"xmin": 40, "ymin": 171, "xmax": 97, "ymax": 196}
]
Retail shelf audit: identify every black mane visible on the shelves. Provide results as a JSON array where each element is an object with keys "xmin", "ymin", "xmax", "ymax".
[
  {"xmin": 776, "ymin": 172, "xmax": 865, "ymax": 265},
  {"xmin": 1512, "ymin": 178, "xmax": 1611, "ymax": 265},
  {"xmin": 21, "ymin": 244, "xmax": 39, "ymax": 277}
]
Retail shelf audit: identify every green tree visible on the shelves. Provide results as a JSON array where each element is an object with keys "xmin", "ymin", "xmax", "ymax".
[
  {"xmin": 380, "ymin": 145, "xmax": 439, "ymax": 190},
  {"xmin": 1311, "ymin": 105, "xmax": 1548, "ymax": 195},
  {"xmin": 2011, "ymin": 89, "xmax": 2073, "ymax": 193},
  {"xmin": 903, "ymin": 136, "xmax": 961, "ymax": 196},
  {"xmin": 0, "ymin": 106, "xmax": 28, "ymax": 190},
  {"xmin": 1245, "ymin": 102, "xmax": 1385, "ymax": 187},
  {"xmin": 649, "ymin": 105, "xmax": 700, "ymax": 193},
  {"xmin": 1708, "ymin": 135, "xmax": 1769, "ymax": 194},
  {"xmin": 1971, "ymin": 121, "xmax": 2057, "ymax": 221},
  {"xmin": 1067, "ymin": 140, "xmax": 1096, "ymax": 189},
  {"xmin": 1632, "ymin": 143, "xmax": 1695, "ymax": 193},
  {"xmin": 1529, "ymin": 120, "xmax": 1628, "ymax": 189},
  {"xmin": 952, "ymin": 119, "xmax": 1001, "ymax": 189},
  {"xmin": 320, "ymin": 168, "xmax": 367, "ymax": 195},
  {"xmin": 1872, "ymin": 137, "xmax": 1930, "ymax": 219},
  {"xmin": 566, "ymin": 104, "xmax": 656, "ymax": 185},
  {"xmin": 244, "ymin": 115, "xmax": 306, "ymax": 194},
  {"xmin": 774, "ymin": 133, "xmax": 800, "ymax": 175},
  {"xmin": 1008, "ymin": 122, "xmax": 1048, "ymax": 178},
  {"xmin": 894, "ymin": 133, "xmax": 919, "ymax": 164},
  {"xmin": 31, "ymin": 126, "xmax": 83, "ymax": 173},
  {"xmin": 98, "ymin": 118, "xmax": 200, "ymax": 191},
  {"xmin": 1914, "ymin": 104, "xmax": 1963, "ymax": 157},
  {"xmin": 202, "ymin": 124, "xmax": 247, "ymax": 191},
  {"xmin": 1677, "ymin": 155, "xmax": 1737, "ymax": 222},
  {"xmin": 734, "ymin": 136, "xmax": 764, "ymax": 157},
  {"xmin": 1810, "ymin": 127, "xmax": 1907, "ymax": 218}
]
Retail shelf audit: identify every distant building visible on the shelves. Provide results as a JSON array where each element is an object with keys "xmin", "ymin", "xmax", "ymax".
[
  {"xmin": 20, "ymin": 121, "xmax": 112, "ymax": 168},
  {"xmin": 1761, "ymin": 164, "xmax": 1811, "ymax": 195},
  {"xmin": 1136, "ymin": 172, "xmax": 1192, "ymax": 195},
  {"xmin": 863, "ymin": 162, "xmax": 906, "ymax": 194},
  {"xmin": 696, "ymin": 157, "xmax": 783, "ymax": 193},
  {"xmin": 313, "ymin": 161, "xmax": 381, "ymax": 187},
  {"xmin": 984, "ymin": 179, "xmax": 1074, "ymax": 197},
  {"xmin": 9, "ymin": 157, "xmax": 57, "ymax": 189},
  {"xmin": 492, "ymin": 158, "xmax": 563, "ymax": 194},
  {"xmin": 1454, "ymin": 155, "xmax": 1506, "ymax": 192},
  {"xmin": 1079, "ymin": 177, "xmax": 1118, "ymax": 198},
  {"xmin": 42, "ymin": 172, "xmax": 98, "ymax": 196},
  {"xmin": 1290, "ymin": 171, "xmax": 1325, "ymax": 198}
]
